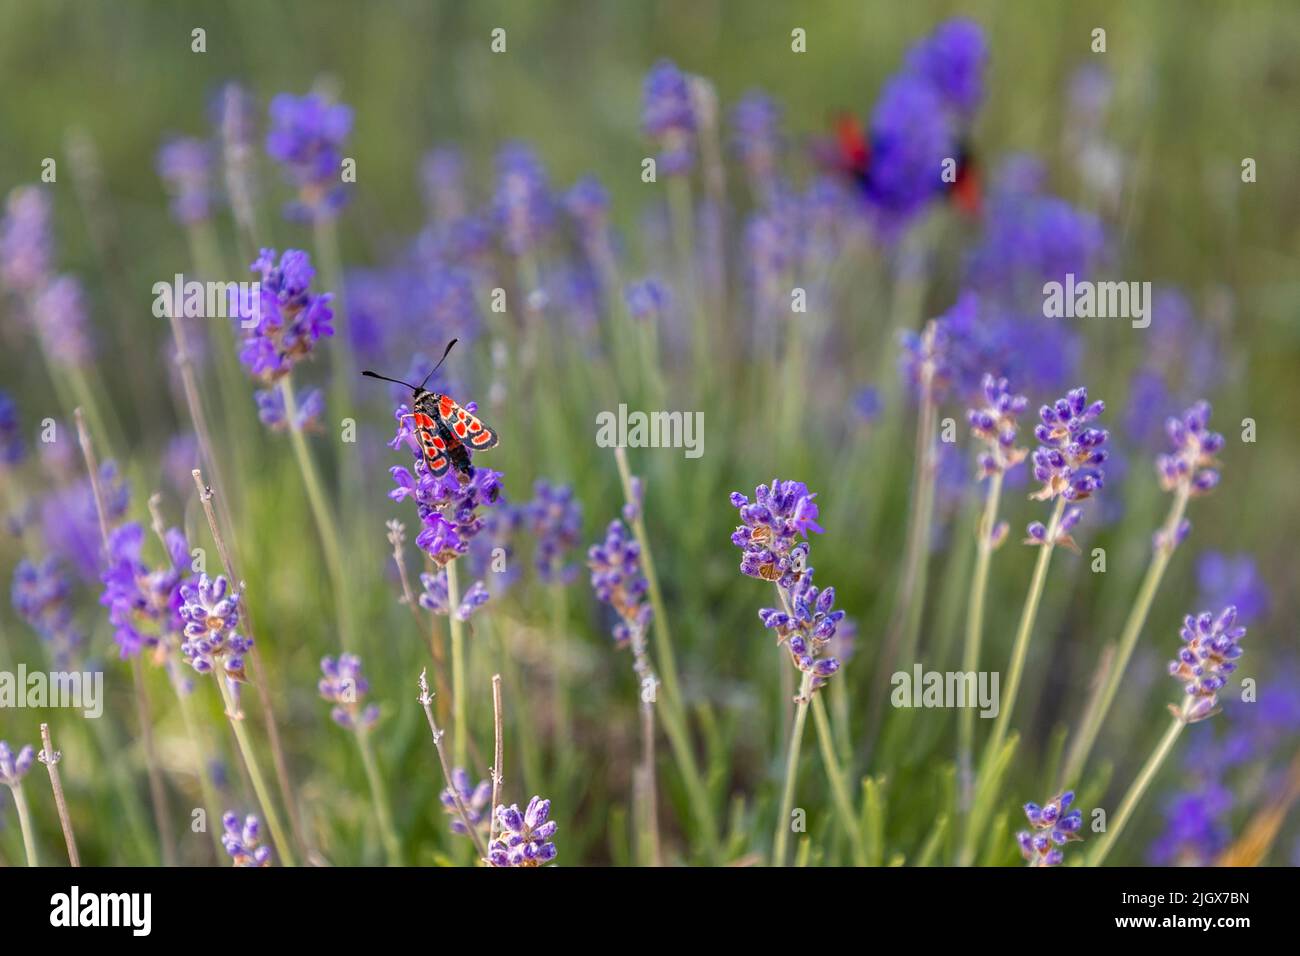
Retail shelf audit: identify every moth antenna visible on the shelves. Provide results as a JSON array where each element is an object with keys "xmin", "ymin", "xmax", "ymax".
[
  {"xmin": 361, "ymin": 370, "xmax": 419, "ymax": 391},
  {"xmin": 418, "ymin": 338, "xmax": 458, "ymax": 391}
]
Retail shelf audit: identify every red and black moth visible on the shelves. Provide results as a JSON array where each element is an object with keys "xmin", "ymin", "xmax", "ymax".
[{"xmin": 362, "ymin": 339, "xmax": 499, "ymax": 481}]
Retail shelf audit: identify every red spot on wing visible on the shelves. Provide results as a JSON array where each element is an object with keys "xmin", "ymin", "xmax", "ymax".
[
  {"xmin": 455, "ymin": 422, "xmax": 467, "ymax": 437},
  {"xmin": 432, "ymin": 435, "xmax": 446, "ymax": 450},
  {"xmin": 470, "ymin": 430, "xmax": 495, "ymax": 448},
  {"xmin": 439, "ymin": 396, "xmax": 455, "ymax": 418},
  {"xmin": 413, "ymin": 413, "xmax": 435, "ymax": 429}
]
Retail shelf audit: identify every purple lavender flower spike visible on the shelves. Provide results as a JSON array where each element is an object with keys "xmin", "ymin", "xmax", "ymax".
[
  {"xmin": 1029, "ymin": 386, "xmax": 1107, "ymax": 504},
  {"xmin": 222, "ymin": 811, "xmax": 273, "ymax": 867},
  {"xmin": 0, "ymin": 741, "xmax": 36, "ymax": 787},
  {"xmin": 418, "ymin": 569, "xmax": 491, "ymax": 621},
  {"xmin": 731, "ymin": 480, "xmax": 843, "ymax": 697},
  {"xmin": 237, "ymin": 248, "xmax": 334, "ymax": 383},
  {"xmin": 319, "ymin": 653, "xmax": 380, "ymax": 731},
  {"xmin": 101, "ymin": 522, "xmax": 190, "ymax": 659},
  {"xmin": 32, "ymin": 275, "xmax": 94, "ymax": 367},
  {"xmin": 1169, "ymin": 606, "xmax": 1247, "ymax": 723},
  {"xmin": 642, "ymin": 59, "xmax": 695, "ymax": 175},
  {"xmin": 441, "ymin": 767, "xmax": 491, "ymax": 839},
  {"xmin": 0, "ymin": 186, "xmax": 53, "ymax": 295},
  {"xmin": 588, "ymin": 520, "xmax": 652, "ymax": 648},
  {"xmin": 156, "ymin": 137, "xmax": 214, "ymax": 225},
  {"xmin": 528, "ymin": 480, "xmax": 582, "ymax": 585},
  {"xmin": 265, "ymin": 92, "xmax": 352, "ymax": 221},
  {"xmin": 494, "ymin": 142, "xmax": 554, "ymax": 257},
  {"xmin": 904, "ymin": 18, "xmax": 989, "ymax": 119},
  {"xmin": 968, "ymin": 374, "xmax": 1028, "ymax": 479},
  {"xmin": 1157, "ymin": 401, "xmax": 1224, "ymax": 496},
  {"xmin": 13, "ymin": 557, "xmax": 86, "ymax": 668},
  {"xmin": 255, "ymin": 385, "xmax": 324, "ymax": 431},
  {"xmin": 1016, "ymin": 791, "xmax": 1084, "ymax": 866},
  {"xmin": 730, "ymin": 90, "xmax": 782, "ymax": 193},
  {"xmin": 179, "ymin": 573, "xmax": 251, "ymax": 682},
  {"xmin": 488, "ymin": 795, "xmax": 558, "ymax": 866}
]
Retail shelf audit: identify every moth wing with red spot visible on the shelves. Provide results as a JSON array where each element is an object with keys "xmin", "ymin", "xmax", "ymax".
[
  {"xmin": 433, "ymin": 394, "xmax": 499, "ymax": 452},
  {"xmin": 408, "ymin": 409, "xmax": 452, "ymax": 477}
]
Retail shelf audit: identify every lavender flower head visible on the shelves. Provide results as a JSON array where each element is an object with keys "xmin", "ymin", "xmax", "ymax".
[
  {"xmin": 237, "ymin": 248, "xmax": 334, "ymax": 382},
  {"xmin": 0, "ymin": 741, "xmax": 35, "ymax": 788},
  {"xmin": 222, "ymin": 811, "xmax": 272, "ymax": 867},
  {"xmin": 179, "ymin": 573, "xmax": 251, "ymax": 682},
  {"xmin": 319, "ymin": 653, "xmax": 379, "ymax": 730},
  {"xmin": 528, "ymin": 480, "xmax": 582, "ymax": 584},
  {"xmin": 730, "ymin": 90, "xmax": 782, "ymax": 189},
  {"xmin": 898, "ymin": 319, "xmax": 951, "ymax": 401},
  {"xmin": 968, "ymin": 374, "xmax": 1028, "ymax": 478},
  {"xmin": 489, "ymin": 796, "xmax": 558, "ymax": 867},
  {"xmin": 904, "ymin": 18, "xmax": 989, "ymax": 119},
  {"xmin": 1029, "ymin": 386, "xmax": 1107, "ymax": 503},
  {"xmin": 101, "ymin": 522, "xmax": 190, "ymax": 659},
  {"xmin": 729, "ymin": 480, "xmax": 823, "ymax": 586},
  {"xmin": 32, "ymin": 275, "xmax": 93, "ymax": 367},
  {"xmin": 0, "ymin": 185, "xmax": 53, "ymax": 295},
  {"xmin": 1169, "ymin": 606, "xmax": 1246, "ymax": 723},
  {"xmin": 265, "ymin": 92, "xmax": 352, "ymax": 221},
  {"xmin": 440, "ymin": 767, "xmax": 491, "ymax": 839},
  {"xmin": 642, "ymin": 59, "xmax": 695, "ymax": 175},
  {"xmin": 12, "ymin": 557, "xmax": 85, "ymax": 668},
  {"xmin": 255, "ymin": 384, "xmax": 324, "ymax": 431},
  {"xmin": 1016, "ymin": 791, "xmax": 1084, "ymax": 866},
  {"xmin": 732, "ymin": 480, "xmax": 843, "ymax": 697},
  {"xmin": 156, "ymin": 137, "xmax": 214, "ymax": 225},
  {"xmin": 587, "ymin": 520, "xmax": 652, "ymax": 647},
  {"xmin": 418, "ymin": 569, "xmax": 490, "ymax": 621},
  {"xmin": 494, "ymin": 142, "xmax": 554, "ymax": 257},
  {"xmin": 1157, "ymin": 401, "xmax": 1224, "ymax": 497}
]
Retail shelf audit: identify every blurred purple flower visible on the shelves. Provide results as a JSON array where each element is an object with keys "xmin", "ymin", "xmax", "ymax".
[
  {"xmin": 156, "ymin": 136, "xmax": 214, "ymax": 225},
  {"xmin": 588, "ymin": 519, "xmax": 652, "ymax": 648},
  {"xmin": 265, "ymin": 92, "xmax": 352, "ymax": 221},
  {"xmin": 0, "ymin": 186, "xmax": 53, "ymax": 295},
  {"xmin": 237, "ymin": 248, "xmax": 334, "ymax": 382},
  {"xmin": 1196, "ymin": 553, "xmax": 1269, "ymax": 627},
  {"xmin": 222, "ymin": 811, "xmax": 272, "ymax": 866},
  {"xmin": 319, "ymin": 653, "xmax": 379, "ymax": 730}
]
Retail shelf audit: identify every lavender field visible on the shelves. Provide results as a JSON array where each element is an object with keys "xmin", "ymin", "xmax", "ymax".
[{"xmin": 1, "ymin": 0, "xmax": 1298, "ymax": 871}]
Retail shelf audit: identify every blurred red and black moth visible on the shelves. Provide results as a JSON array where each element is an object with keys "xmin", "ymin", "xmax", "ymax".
[
  {"xmin": 362, "ymin": 339, "xmax": 499, "ymax": 481},
  {"xmin": 815, "ymin": 113, "xmax": 982, "ymax": 217}
]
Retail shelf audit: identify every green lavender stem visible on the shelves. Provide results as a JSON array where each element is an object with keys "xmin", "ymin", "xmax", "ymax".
[
  {"xmin": 216, "ymin": 675, "xmax": 297, "ymax": 867},
  {"xmin": 864, "ymin": 364, "xmax": 938, "ymax": 756},
  {"xmin": 280, "ymin": 376, "xmax": 356, "ymax": 652},
  {"xmin": 958, "ymin": 471, "xmax": 1004, "ymax": 819},
  {"xmin": 773, "ymin": 671, "xmax": 813, "ymax": 867},
  {"xmin": 355, "ymin": 727, "xmax": 403, "ymax": 866},
  {"xmin": 446, "ymin": 560, "xmax": 469, "ymax": 770},
  {"xmin": 1089, "ymin": 704, "xmax": 1189, "ymax": 866},
  {"xmin": 612, "ymin": 446, "xmax": 719, "ymax": 859},
  {"xmin": 810, "ymin": 697, "xmax": 867, "ymax": 864},
  {"xmin": 961, "ymin": 496, "xmax": 1067, "ymax": 865},
  {"xmin": 7, "ymin": 783, "xmax": 38, "ymax": 866},
  {"xmin": 1060, "ymin": 484, "xmax": 1191, "ymax": 789}
]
